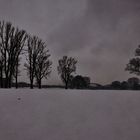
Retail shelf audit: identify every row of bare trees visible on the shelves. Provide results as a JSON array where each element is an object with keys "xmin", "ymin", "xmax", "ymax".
[
  {"xmin": 0, "ymin": 21, "xmax": 78, "ymax": 89},
  {"xmin": 0, "ymin": 21, "xmax": 52, "ymax": 89},
  {"xmin": 0, "ymin": 21, "xmax": 27, "ymax": 88}
]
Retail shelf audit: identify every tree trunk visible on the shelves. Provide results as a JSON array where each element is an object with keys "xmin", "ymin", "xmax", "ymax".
[
  {"xmin": 5, "ymin": 77, "xmax": 8, "ymax": 88},
  {"xmin": 0, "ymin": 68, "xmax": 3, "ymax": 88},
  {"xmin": 30, "ymin": 79, "xmax": 33, "ymax": 89},
  {"xmin": 38, "ymin": 80, "xmax": 42, "ymax": 89},
  {"xmin": 65, "ymin": 82, "xmax": 68, "ymax": 89},
  {"xmin": 15, "ymin": 62, "xmax": 18, "ymax": 89},
  {"xmin": 8, "ymin": 76, "xmax": 12, "ymax": 88},
  {"xmin": 15, "ymin": 75, "xmax": 18, "ymax": 89}
]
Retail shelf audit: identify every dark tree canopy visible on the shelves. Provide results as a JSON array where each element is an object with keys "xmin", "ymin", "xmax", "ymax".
[
  {"xmin": 121, "ymin": 81, "xmax": 129, "ymax": 90},
  {"xmin": 127, "ymin": 77, "xmax": 140, "ymax": 90},
  {"xmin": 126, "ymin": 58, "xmax": 140, "ymax": 75},
  {"xmin": 71, "ymin": 75, "xmax": 90, "ymax": 89},
  {"xmin": 111, "ymin": 81, "xmax": 121, "ymax": 89},
  {"xmin": 126, "ymin": 45, "xmax": 140, "ymax": 75},
  {"xmin": 57, "ymin": 56, "xmax": 77, "ymax": 89}
]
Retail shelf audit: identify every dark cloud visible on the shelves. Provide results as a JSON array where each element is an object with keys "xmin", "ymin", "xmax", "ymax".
[{"xmin": 0, "ymin": 0, "xmax": 140, "ymax": 84}]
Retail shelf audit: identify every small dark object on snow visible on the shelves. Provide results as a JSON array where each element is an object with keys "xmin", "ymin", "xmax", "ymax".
[{"xmin": 17, "ymin": 97, "xmax": 21, "ymax": 100}]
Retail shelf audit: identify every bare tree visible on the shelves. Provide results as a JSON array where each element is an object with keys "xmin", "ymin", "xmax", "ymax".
[
  {"xmin": 35, "ymin": 45, "xmax": 52, "ymax": 89},
  {"xmin": 0, "ymin": 21, "xmax": 27, "ymax": 88},
  {"xmin": 25, "ymin": 36, "xmax": 47, "ymax": 89},
  {"xmin": 57, "ymin": 56, "xmax": 77, "ymax": 89}
]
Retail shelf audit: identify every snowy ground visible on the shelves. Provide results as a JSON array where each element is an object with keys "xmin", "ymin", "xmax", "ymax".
[{"xmin": 0, "ymin": 89, "xmax": 139, "ymax": 140}]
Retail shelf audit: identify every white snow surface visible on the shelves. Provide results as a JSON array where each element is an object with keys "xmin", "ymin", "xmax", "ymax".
[{"xmin": 0, "ymin": 89, "xmax": 139, "ymax": 140}]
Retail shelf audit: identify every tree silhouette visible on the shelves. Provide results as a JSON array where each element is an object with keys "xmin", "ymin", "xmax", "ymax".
[
  {"xmin": 57, "ymin": 56, "xmax": 77, "ymax": 89},
  {"xmin": 71, "ymin": 75, "xmax": 89, "ymax": 89},
  {"xmin": 25, "ymin": 36, "xmax": 52, "ymax": 89},
  {"xmin": 0, "ymin": 21, "xmax": 53, "ymax": 89},
  {"xmin": 35, "ymin": 43, "xmax": 52, "ymax": 89},
  {"xmin": 25, "ymin": 36, "xmax": 41, "ymax": 89},
  {"xmin": 127, "ymin": 77, "xmax": 140, "ymax": 90},
  {"xmin": 0, "ymin": 21, "xmax": 27, "ymax": 88},
  {"xmin": 121, "ymin": 81, "xmax": 129, "ymax": 90},
  {"xmin": 111, "ymin": 81, "xmax": 121, "ymax": 89},
  {"xmin": 126, "ymin": 45, "xmax": 140, "ymax": 76}
]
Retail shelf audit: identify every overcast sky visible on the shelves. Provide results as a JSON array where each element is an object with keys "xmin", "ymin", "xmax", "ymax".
[{"xmin": 0, "ymin": 0, "xmax": 140, "ymax": 85}]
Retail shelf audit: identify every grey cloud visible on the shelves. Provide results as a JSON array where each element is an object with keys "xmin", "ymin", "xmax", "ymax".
[{"xmin": 0, "ymin": 0, "xmax": 140, "ymax": 84}]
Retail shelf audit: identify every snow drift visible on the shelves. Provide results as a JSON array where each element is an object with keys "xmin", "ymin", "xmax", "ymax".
[{"xmin": 0, "ymin": 89, "xmax": 139, "ymax": 140}]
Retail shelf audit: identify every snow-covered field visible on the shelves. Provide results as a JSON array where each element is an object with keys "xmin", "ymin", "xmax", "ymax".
[{"xmin": 0, "ymin": 89, "xmax": 139, "ymax": 140}]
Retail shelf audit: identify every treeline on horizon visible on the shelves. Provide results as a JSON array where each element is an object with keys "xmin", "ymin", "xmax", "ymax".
[
  {"xmin": 0, "ymin": 20, "xmax": 140, "ymax": 90},
  {"xmin": 9, "ymin": 76, "xmax": 140, "ymax": 90}
]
